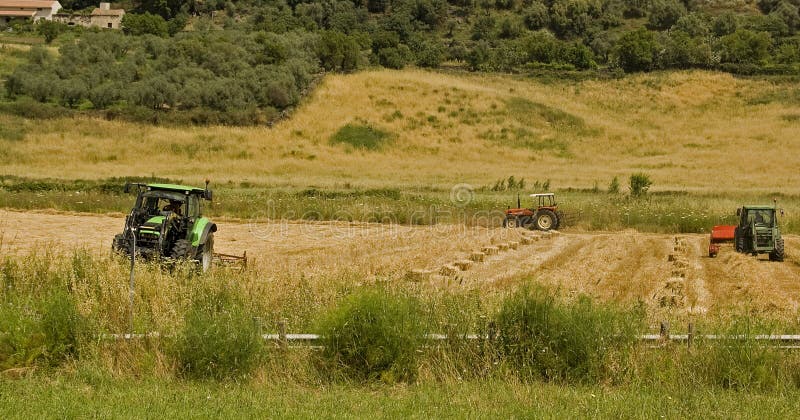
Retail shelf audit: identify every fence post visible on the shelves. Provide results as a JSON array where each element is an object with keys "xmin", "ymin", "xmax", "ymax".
[
  {"xmin": 660, "ymin": 321, "xmax": 670, "ymax": 341},
  {"xmin": 278, "ymin": 318, "xmax": 287, "ymax": 351},
  {"xmin": 687, "ymin": 322, "xmax": 694, "ymax": 349},
  {"xmin": 254, "ymin": 317, "xmax": 263, "ymax": 338}
]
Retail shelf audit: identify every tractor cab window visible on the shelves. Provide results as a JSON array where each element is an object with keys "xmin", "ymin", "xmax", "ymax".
[
  {"xmin": 187, "ymin": 195, "xmax": 200, "ymax": 218},
  {"xmin": 746, "ymin": 209, "xmax": 774, "ymax": 226},
  {"xmin": 140, "ymin": 191, "xmax": 186, "ymax": 216}
]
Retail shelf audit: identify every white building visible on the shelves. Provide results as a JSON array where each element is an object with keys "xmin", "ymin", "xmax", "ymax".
[{"xmin": 0, "ymin": 0, "xmax": 62, "ymax": 23}]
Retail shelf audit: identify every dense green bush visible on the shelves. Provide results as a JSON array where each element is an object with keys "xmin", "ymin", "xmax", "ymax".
[
  {"xmin": 647, "ymin": 0, "xmax": 686, "ymax": 30},
  {"xmin": 122, "ymin": 13, "xmax": 169, "ymax": 37},
  {"xmin": 615, "ymin": 29, "xmax": 658, "ymax": 72},
  {"xmin": 0, "ymin": 290, "xmax": 88, "ymax": 369},
  {"xmin": 330, "ymin": 122, "xmax": 393, "ymax": 150},
  {"xmin": 315, "ymin": 288, "xmax": 423, "ymax": 383},
  {"xmin": 495, "ymin": 287, "xmax": 641, "ymax": 383},
  {"xmin": 172, "ymin": 284, "xmax": 263, "ymax": 380},
  {"xmin": 718, "ymin": 29, "xmax": 773, "ymax": 64},
  {"xmin": 629, "ymin": 172, "xmax": 653, "ymax": 197}
]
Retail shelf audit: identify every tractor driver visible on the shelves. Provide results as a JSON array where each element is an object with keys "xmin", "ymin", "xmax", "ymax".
[{"xmin": 163, "ymin": 200, "xmax": 183, "ymax": 216}]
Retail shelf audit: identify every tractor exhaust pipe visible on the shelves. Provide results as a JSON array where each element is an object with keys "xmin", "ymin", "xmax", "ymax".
[{"xmin": 517, "ymin": 194, "xmax": 521, "ymax": 209}]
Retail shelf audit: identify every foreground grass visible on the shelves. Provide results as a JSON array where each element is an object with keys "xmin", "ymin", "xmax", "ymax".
[{"xmin": 2, "ymin": 375, "xmax": 799, "ymax": 418}]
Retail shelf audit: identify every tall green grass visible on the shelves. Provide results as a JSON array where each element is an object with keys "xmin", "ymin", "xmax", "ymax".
[
  {"xmin": 495, "ymin": 287, "xmax": 643, "ymax": 384},
  {"xmin": 314, "ymin": 287, "xmax": 423, "ymax": 383},
  {"xmin": 2, "ymin": 250, "xmax": 800, "ymax": 396}
]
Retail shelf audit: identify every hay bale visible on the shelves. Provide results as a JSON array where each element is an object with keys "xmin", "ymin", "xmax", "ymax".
[
  {"xmin": 665, "ymin": 278, "xmax": 684, "ymax": 292},
  {"xmin": 407, "ymin": 269, "xmax": 432, "ymax": 282},
  {"xmin": 482, "ymin": 246, "xmax": 499, "ymax": 255},
  {"xmin": 498, "ymin": 243, "xmax": 509, "ymax": 251},
  {"xmin": 673, "ymin": 260, "xmax": 688, "ymax": 269},
  {"xmin": 520, "ymin": 237, "xmax": 533, "ymax": 245},
  {"xmin": 469, "ymin": 252, "xmax": 486, "ymax": 262},
  {"xmin": 509, "ymin": 241, "xmax": 519, "ymax": 250},
  {"xmin": 440, "ymin": 265, "xmax": 458, "ymax": 276},
  {"xmin": 667, "ymin": 254, "xmax": 677, "ymax": 262},
  {"xmin": 454, "ymin": 260, "xmax": 473, "ymax": 271},
  {"xmin": 671, "ymin": 270, "xmax": 686, "ymax": 278}
]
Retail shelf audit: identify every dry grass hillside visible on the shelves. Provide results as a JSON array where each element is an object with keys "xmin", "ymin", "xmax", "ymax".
[{"xmin": 2, "ymin": 69, "xmax": 800, "ymax": 192}]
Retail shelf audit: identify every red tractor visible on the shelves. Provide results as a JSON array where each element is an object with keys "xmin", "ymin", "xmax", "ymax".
[{"xmin": 503, "ymin": 193, "xmax": 561, "ymax": 231}]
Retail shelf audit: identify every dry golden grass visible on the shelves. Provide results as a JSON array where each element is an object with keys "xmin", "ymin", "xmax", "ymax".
[
  {"xmin": 2, "ymin": 69, "xmax": 800, "ymax": 192},
  {"xmin": 4, "ymin": 210, "xmax": 800, "ymax": 324}
]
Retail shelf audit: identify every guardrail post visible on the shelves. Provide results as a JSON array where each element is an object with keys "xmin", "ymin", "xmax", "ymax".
[
  {"xmin": 278, "ymin": 318, "xmax": 288, "ymax": 351},
  {"xmin": 688, "ymin": 322, "xmax": 694, "ymax": 348}
]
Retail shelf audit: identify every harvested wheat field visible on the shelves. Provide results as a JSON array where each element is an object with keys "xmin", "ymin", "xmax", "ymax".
[{"xmin": 2, "ymin": 209, "xmax": 799, "ymax": 322}]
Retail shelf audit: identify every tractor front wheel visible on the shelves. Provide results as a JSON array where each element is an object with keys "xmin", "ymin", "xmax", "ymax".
[
  {"xmin": 198, "ymin": 233, "xmax": 214, "ymax": 272},
  {"xmin": 503, "ymin": 217, "xmax": 519, "ymax": 229},
  {"xmin": 112, "ymin": 234, "xmax": 129, "ymax": 255},
  {"xmin": 770, "ymin": 238, "xmax": 785, "ymax": 262},
  {"xmin": 170, "ymin": 239, "xmax": 192, "ymax": 260},
  {"xmin": 535, "ymin": 210, "xmax": 558, "ymax": 231},
  {"xmin": 735, "ymin": 232, "xmax": 745, "ymax": 253}
]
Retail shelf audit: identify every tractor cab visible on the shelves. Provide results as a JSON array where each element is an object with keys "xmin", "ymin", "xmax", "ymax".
[{"xmin": 503, "ymin": 192, "xmax": 561, "ymax": 231}]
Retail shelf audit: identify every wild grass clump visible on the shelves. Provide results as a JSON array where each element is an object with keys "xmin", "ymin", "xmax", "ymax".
[
  {"xmin": 315, "ymin": 287, "xmax": 423, "ymax": 383},
  {"xmin": 330, "ymin": 123, "xmax": 393, "ymax": 151},
  {"xmin": 0, "ymin": 290, "xmax": 89, "ymax": 369},
  {"xmin": 172, "ymin": 283, "xmax": 263, "ymax": 381},
  {"xmin": 688, "ymin": 318, "xmax": 787, "ymax": 391},
  {"xmin": 495, "ymin": 287, "xmax": 642, "ymax": 384}
]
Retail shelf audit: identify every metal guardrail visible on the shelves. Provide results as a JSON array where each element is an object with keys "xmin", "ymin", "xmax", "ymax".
[{"xmin": 101, "ymin": 332, "xmax": 800, "ymax": 349}]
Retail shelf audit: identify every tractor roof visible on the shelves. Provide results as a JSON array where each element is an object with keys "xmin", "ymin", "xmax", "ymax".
[
  {"xmin": 147, "ymin": 183, "xmax": 206, "ymax": 194},
  {"xmin": 529, "ymin": 193, "xmax": 555, "ymax": 197},
  {"xmin": 742, "ymin": 205, "xmax": 775, "ymax": 210}
]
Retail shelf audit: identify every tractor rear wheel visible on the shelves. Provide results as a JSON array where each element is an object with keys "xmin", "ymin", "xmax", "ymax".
[
  {"xmin": 170, "ymin": 239, "xmax": 192, "ymax": 260},
  {"xmin": 503, "ymin": 217, "xmax": 519, "ymax": 229},
  {"xmin": 535, "ymin": 210, "xmax": 558, "ymax": 231},
  {"xmin": 770, "ymin": 238, "xmax": 785, "ymax": 262}
]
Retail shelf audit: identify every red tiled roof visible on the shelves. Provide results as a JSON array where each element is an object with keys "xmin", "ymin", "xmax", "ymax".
[
  {"xmin": 0, "ymin": 10, "xmax": 37, "ymax": 16},
  {"xmin": 0, "ymin": 1, "xmax": 59, "ymax": 8}
]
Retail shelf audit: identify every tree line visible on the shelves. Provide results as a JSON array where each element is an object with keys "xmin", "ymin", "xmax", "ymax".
[{"xmin": 3, "ymin": 0, "xmax": 800, "ymax": 124}]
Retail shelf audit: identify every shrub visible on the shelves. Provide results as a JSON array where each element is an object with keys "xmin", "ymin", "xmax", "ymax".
[
  {"xmin": 495, "ymin": 287, "xmax": 641, "ymax": 383},
  {"xmin": 615, "ymin": 29, "xmax": 658, "ymax": 72},
  {"xmin": 172, "ymin": 285, "xmax": 262, "ymax": 380},
  {"xmin": 315, "ymin": 287, "xmax": 423, "ymax": 383},
  {"xmin": 0, "ymin": 291, "xmax": 87, "ymax": 369},
  {"xmin": 718, "ymin": 29, "xmax": 772, "ymax": 64},
  {"xmin": 647, "ymin": 0, "xmax": 686, "ymax": 30},
  {"xmin": 629, "ymin": 172, "xmax": 653, "ymax": 197},
  {"xmin": 524, "ymin": 2, "xmax": 550, "ymax": 30},
  {"xmin": 608, "ymin": 176, "xmax": 620, "ymax": 194},
  {"xmin": 121, "ymin": 13, "xmax": 169, "ymax": 37},
  {"xmin": 330, "ymin": 123, "xmax": 393, "ymax": 150}
]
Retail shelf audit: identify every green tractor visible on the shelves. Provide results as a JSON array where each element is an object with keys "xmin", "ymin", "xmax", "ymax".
[
  {"xmin": 734, "ymin": 205, "xmax": 784, "ymax": 262},
  {"xmin": 112, "ymin": 182, "xmax": 217, "ymax": 271}
]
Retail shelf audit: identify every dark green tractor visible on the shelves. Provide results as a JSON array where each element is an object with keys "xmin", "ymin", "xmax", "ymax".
[
  {"xmin": 112, "ymin": 182, "xmax": 217, "ymax": 271},
  {"xmin": 734, "ymin": 205, "xmax": 784, "ymax": 262}
]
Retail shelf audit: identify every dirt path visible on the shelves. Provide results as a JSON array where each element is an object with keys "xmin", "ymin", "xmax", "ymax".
[{"xmin": 2, "ymin": 210, "xmax": 800, "ymax": 319}]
